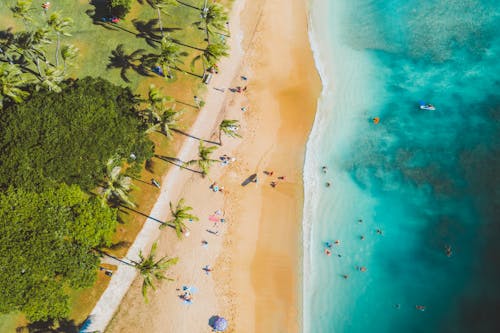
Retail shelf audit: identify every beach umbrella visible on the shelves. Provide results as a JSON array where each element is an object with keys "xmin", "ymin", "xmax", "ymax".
[{"xmin": 209, "ymin": 316, "xmax": 228, "ymax": 331}]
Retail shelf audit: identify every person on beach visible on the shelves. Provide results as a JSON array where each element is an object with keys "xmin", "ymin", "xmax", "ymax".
[
  {"xmin": 241, "ymin": 75, "xmax": 248, "ymax": 81},
  {"xmin": 241, "ymin": 106, "xmax": 247, "ymax": 112},
  {"xmin": 203, "ymin": 265, "xmax": 213, "ymax": 275},
  {"xmin": 264, "ymin": 170, "xmax": 274, "ymax": 176},
  {"xmin": 270, "ymin": 181, "xmax": 277, "ymax": 188},
  {"xmin": 278, "ymin": 176, "xmax": 286, "ymax": 180},
  {"xmin": 201, "ymin": 240, "xmax": 208, "ymax": 247}
]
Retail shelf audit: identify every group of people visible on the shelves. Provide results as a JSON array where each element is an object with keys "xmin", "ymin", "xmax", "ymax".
[{"xmin": 263, "ymin": 170, "xmax": 286, "ymax": 188}]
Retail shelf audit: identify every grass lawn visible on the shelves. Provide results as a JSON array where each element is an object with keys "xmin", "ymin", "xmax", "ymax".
[{"xmin": 0, "ymin": 0, "xmax": 233, "ymax": 331}]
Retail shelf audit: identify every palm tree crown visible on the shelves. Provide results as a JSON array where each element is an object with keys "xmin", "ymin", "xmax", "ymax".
[
  {"xmin": 186, "ymin": 140, "xmax": 219, "ymax": 177},
  {"xmin": 143, "ymin": 37, "xmax": 184, "ymax": 79},
  {"xmin": 133, "ymin": 241, "xmax": 178, "ymax": 302},
  {"xmin": 160, "ymin": 198, "xmax": 199, "ymax": 238},
  {"xmin": 219, "ymin": 119, "xmax": 241, "ymax": 145},
  {"xmin": 192, "ymin": 42, "xmax": 229, "ymax": 73},
  {"xmin": 47, "ymin": 11, "xmax": 73, "ymax": 66},
  {"xmin": 102, "ymin": 157, "xmax": 135, "ymax": 207},
  {"xmin": 0, "ymin": 63, "xmax": 29, "ymax": 107},
  {"xmin": 204, "ymin": 2, "xmax": 229, "ymax": 42},
  {"xmin": 11, "ymin": 0, "xmax": 33, "ymax": 25}
]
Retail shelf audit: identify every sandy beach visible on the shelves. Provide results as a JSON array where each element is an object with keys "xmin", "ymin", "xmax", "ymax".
[{"xmin": 106, "ymin": 0, "xmax": 320, "ymax": 331}]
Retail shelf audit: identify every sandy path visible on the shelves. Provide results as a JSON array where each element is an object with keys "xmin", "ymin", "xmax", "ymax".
[{"xmin": 105, "ymin": 0, "xmax": 320, "ymax": 331}]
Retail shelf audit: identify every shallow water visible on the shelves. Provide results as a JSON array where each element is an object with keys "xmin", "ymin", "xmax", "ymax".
[{"xmin": 304, "ymin": 0, "xmax": 500, "ymax": 332}]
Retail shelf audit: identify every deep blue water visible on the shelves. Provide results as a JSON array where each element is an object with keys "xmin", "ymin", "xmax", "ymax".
[{"xmin": 305, "ymin": 0, "xmax": 500, "ymax": 332}]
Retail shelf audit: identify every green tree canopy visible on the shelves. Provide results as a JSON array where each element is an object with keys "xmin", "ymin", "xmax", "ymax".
[
  {"xmin": 0, "ymin": 77, "xmax": 153, "ymax": 191},
  {"xmin": 0, "ymin": 184, "xmax": 117, "ymax": 321}
]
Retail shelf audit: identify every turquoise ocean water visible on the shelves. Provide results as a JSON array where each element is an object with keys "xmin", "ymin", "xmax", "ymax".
[{"xmin": 304, "ymin": 0, "xmax": 500, "ymax": 332}]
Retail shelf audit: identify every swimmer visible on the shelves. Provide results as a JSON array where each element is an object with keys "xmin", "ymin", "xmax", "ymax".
[
  {"xmin": 322, "ymin": 166, "xmax": 328, "ymax": 173},
  {"xmin": 445, "ymin": 245, "xmax": 453, "ymax": 257},
  {"xmin": 326, "ymin": 182, "xmax": 331, "ymax": 187},
  {"xmin": 358, "ymin": 219, "xmax": 363, "ymax": 223},
  {"xmin": 376, "ymin": 229, "xmax": 383, "ymax": 235},
  {"xmin": 334, "ymin": 240, "xmax": 340, "ymax": 245},
  {"xmin": 324, "ymin": 248, "xmax": 332, "ymax": 256},
  {"xmin": 359, "ymin": 266, "xmax": 367, "ymax": 272},
  {"xmin": 342, "ymin": 274, "xmax": 349, "ymax": 279},
  {"xmin": 416, "ymin": 305, "xmax": 426, "ymax": 311},
  {"xmin": 326, "ymin": 241, "xmax": 333, "ymax": 249},
  {"xmin": 360, "ymin": 235, "xmax": 365, "ymax": 240},
  {"xmin": 394, "ymin": 304, "xmax": 400, "ymax": 309}
]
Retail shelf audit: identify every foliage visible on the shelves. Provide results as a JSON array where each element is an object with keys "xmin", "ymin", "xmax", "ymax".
[
  {"xmin": 0, "ymin": 77, "xmax": 153, "ymax": 191},
  {"xmin": 0, "ymin": 184, "xmax": 117, "ymax": 321},
  {"xmin": 0, "ymin": 62, "xmax": 29, "ymax": 107},
  {"xmin": 107, "ymin": 0, "xmax": 133, "ymax": 18},
  {"xmin": 133, "ymin": 241, "xmax": 178, "ymax": 302},
  {"xmin": 142, "ymin": 37, "xmax": 184, "ymax": 79},
  {"xmin": 101, "ymin": 157, "xmax": 136, "ymax": 207},
  {"xmin": 192, "ymin": 41, "xmax": 229, "ymax": 72},
  {"xmin": 219, "ymin": 119, "xmax": 241, "ymax": 145},
  {"xmin": 185, "ymin": 140, "xmax": 219, "ymax": 177},
  {"xmin": 160, "ymin": 198, "xmax": 199, "ymax": 238}
]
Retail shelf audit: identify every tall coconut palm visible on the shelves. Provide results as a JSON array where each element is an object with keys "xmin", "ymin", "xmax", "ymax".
[
  {"xmin": 47, "ymin": 12, "xmax": 73, "ymax": 67},
  {"xmin": 101, "ymin": 157, "xmax": 136, "ymax": 207},
  {"xmin": 10, "ymin": 0, "xmax": 33, "ymax": 27},
  {"xmin": 202, "ymin": 2, "xmax": 229, "ymax": 43},
  {"xmin": 60, "ymin": 44, "xmax": 79, "ymax": 73},
  {"xmin": 191, "ymin": 41, "xmax": 229, "ymax": 73},
  {"xmin": 185, "ymin": 140, "xmax": 219, "ymax": 177},
  {"xmin": 141, "ymin": 84, "xmax": 174, "ymax": 124},
  {"xmin": 148, "ymin": 107, "xmax": 184, "ymax": 139},
  {"xmin": 218, "ymin": 119, "xmax": 241, "ymax": 145},
  {"xmin": 160, "ymin": 198, "xmax": 199, "ymax": 238},
  {"xmin": 143, "ymin": 37, "xmax": 184, "ymax": 79},
  {"xmin": 38, "ymin": 66, "xmax": 64, "ymax": 92},
  {"xmin": 13, "ymin": 30, "xmax": 50, "ymax": 78},
  {"xmin": 107, "ymin": 44, "xmax": 145, "ymax": 83},
  {"xmin": 0, "ymin": 63, "xmax": 29, "ymax": 107},
  {"xmin": 148, "ymin": 0, "xmax": 179, "ymax": 37},
  {"xmin": 132, "ymin": 241, "xmax": 178, "ymax": 302}
]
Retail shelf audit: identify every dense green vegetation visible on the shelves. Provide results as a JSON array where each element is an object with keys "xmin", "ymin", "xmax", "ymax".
[
  {"xmin": 0, "ymin": 77, "xmax": 153, "ymax": 191},
  {"xmin": 0, "ymin": 184, "xmax": 117, "ymax": 321},
  {"xmin": 0, "ymin": 0, "xmax": 234, "ymax": 328}
]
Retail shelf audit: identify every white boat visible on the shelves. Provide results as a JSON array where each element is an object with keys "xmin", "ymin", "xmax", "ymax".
[{"xmin": 419, "ymin": 104, "xmax": 436, "ymax": 111}]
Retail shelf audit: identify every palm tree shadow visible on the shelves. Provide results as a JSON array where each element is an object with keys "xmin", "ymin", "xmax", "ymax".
[
  {"xmin": 154, "ymin": 154, "xmax": 203, "ymax": 174},
  {"xmin": 107, "ymin": 44, "xmax": 153, "ymax": 83},
  {"xmin": 119, "ymin": 205, "xmax": 176, "ymax": 230},
  {"xmin": 119, "ymin": 205, "xmax": 165, "ymax": 225},
  {"xmin": 177, "ymin": 1, "xmax": 202, "ymax": 10},
  {"xmin": 16, "ymin": 319, "xmax": 80, "ymax": 333},
  {"xmin": 171, "ymin": 128, "xmax": 219, "ymax": 145}
]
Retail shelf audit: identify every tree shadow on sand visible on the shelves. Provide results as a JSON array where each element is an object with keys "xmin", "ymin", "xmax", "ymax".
[{"xmin": 154, "ymin": 154, "xmax": 203, "ymax": 175}]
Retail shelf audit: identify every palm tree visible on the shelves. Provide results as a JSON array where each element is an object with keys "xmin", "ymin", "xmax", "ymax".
[
  {"xmin": 10, "ymin": 0, "xmax": 33, "ymax": 27},
  {"xmin": 148, "ymin": 107, "xmax": 184, "ymax": 139},
  {"xmin": 191, "ymin": 41, "xmax": 229, "ymax": 73},
  {"xmin": 47, "ymin": 12, "xmax": 73, "ymax": 67},
  {"xmin": 160, "ymin": 198, "xmax": 199, "ymax": 238},
  {"xmin": 132, "ymin": 242, "xmax": 178, "ymax": 302},
  {"xmin": 185, "ymin": 140, "xmax": 219, "ymax": 177},
  {"xmin": 218, "ymin": 119, "xmax": 241, "ymax": 145},
  {"xmin": 107, "ymin": 44, "xmax": 145, "ymax": 83},
  {"xmin": 101, "ymin": 157, "xmax": 136, "ymax": 207},
  {"xmin": 143, "ymin": 37, "xmax": 184, "ymax": 79},
  {"xmin": 148, "ymin": 0, "xmax": 179, "ymax": 37},
  {"xmin": 141, "ymin": 84, "xmax": 174, "ymax": 123},
  {"xmin": 38, "ymin": 66, "xmax": 64, "ymax": 92},
  {"xmin": 202, "ymin": 2, "xmax": 229, "ymax": 43},
  {"xmin": 14, "ymin": 30, "xmax": 50, "ymax": 78},
  {"xmin": 0, "ymin": 63, "xmax": 29, "ymax": 107},
  {"xmin": 60, "ymin": 44, "xmax": 79, "ymax": 73}
]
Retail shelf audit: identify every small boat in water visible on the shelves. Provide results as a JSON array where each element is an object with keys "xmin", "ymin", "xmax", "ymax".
[{"xmin": 419, "ymin": 102, "xmax": 436, "ymax": 111}]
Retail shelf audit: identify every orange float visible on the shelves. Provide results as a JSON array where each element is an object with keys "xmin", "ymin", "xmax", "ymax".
[{"xmin": 372, "ymin": 117, "xmax": 380, "ymax": 124}]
